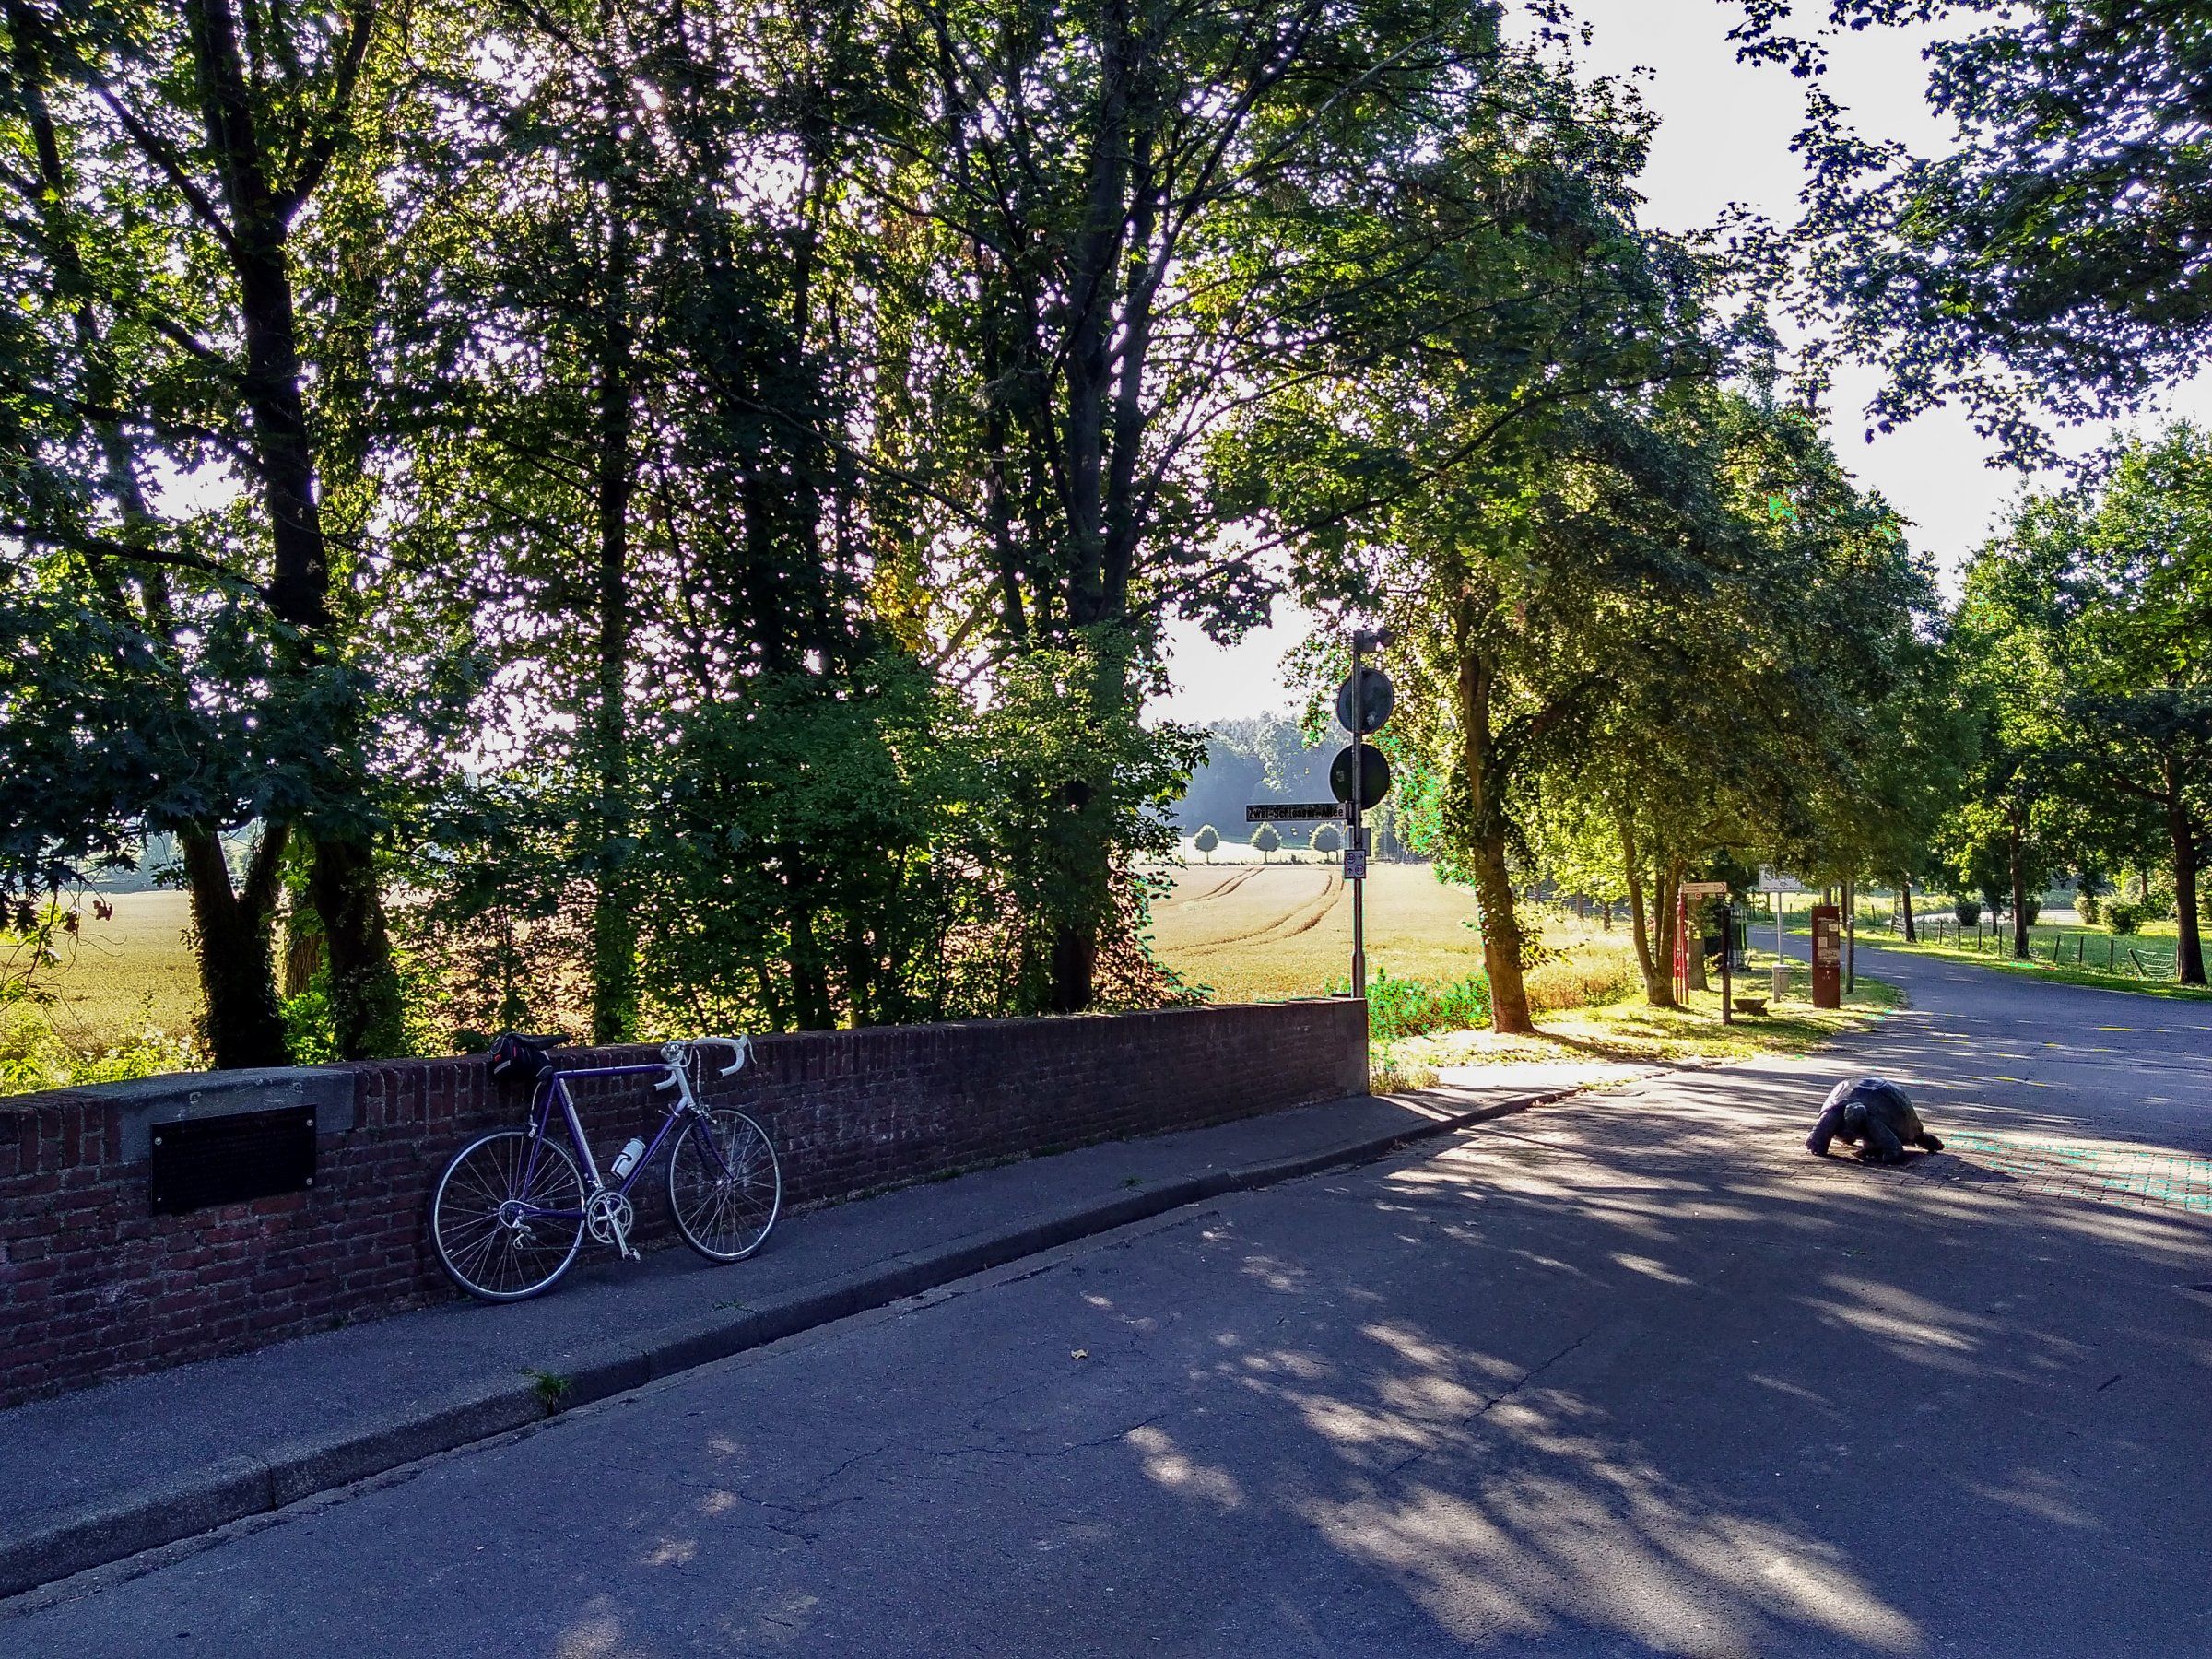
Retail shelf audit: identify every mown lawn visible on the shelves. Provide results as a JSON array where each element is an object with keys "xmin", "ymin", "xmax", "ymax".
[{"xmin": 1841, "ymin": 915, "xmax": 2212, "ymax": 1002}]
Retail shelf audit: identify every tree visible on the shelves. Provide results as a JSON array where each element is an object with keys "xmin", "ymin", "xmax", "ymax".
[
  {"xmin": 1943, "ymin": 561, "xmax": 2075, "ymax": 962},
  {"xmin": 1311, "ymin": 823, "xmax": 1343, "ymax": 856},
  {"xmin": 870, "ymin": 0, "xmax": 1630, "ymax": 1012},
  {"xmin": 1251, "ymin": 824, "xmax": 1281, "ymax": 863},
  {"xmin": 1193, "ymin": 826, "xmax": 1219, "ymax": 864},
  {"xmin": 1955, "ymin": 428, "xmax": 2212, "ymax": 982},
  {"xmin": 1731, "ymin": 2, "xmax": 2212, "ymax": 465},
  {"xmin": 0, "ymin": 0, "xmax": 407, "ymax": 1060}
]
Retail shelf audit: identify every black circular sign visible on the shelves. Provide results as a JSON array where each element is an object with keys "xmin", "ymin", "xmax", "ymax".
[
  {"xmin": 1335, "ymin": 666, "xmax": 1394, "ymax": 735},
  {"xmin": 1329, "ymin": 743, "xmax": 1392, "ymax": 806}
]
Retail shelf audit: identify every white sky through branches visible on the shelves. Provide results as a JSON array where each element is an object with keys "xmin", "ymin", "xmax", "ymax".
[{"xmin": 1157, "ymin": 0, "xmax": 2212, "ymax": 725}]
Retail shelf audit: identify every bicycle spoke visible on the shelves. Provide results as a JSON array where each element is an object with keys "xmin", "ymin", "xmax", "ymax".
[
  {"xmin": 432, "ymin": 1132, "xmax": 586, "ymax": 1302},
  {"xmin": 668, "ymin": 1110, "xmax": 781, "ymax": 1263}
]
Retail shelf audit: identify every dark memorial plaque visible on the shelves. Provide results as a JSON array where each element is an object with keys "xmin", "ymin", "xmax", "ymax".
[{"xmin": 148, "ymin": 1106, "xmax": 317, "ymax": 1215}]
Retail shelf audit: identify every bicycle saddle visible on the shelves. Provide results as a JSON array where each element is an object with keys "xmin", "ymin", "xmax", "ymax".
[{"xmin": 487, "ymin": 1031, "xmax": 562, "ymax": 1084}]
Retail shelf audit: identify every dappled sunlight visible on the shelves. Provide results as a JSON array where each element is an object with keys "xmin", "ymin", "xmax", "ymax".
[
  {"xmin": 640, "ymin": 1535, "xmax": 698, "ymax": 1568},
  {"xmin": 551, "ymin": 1599, "xmax": 641, "ymax": 1659},
  {"xmin": 1175, "ymin": 1261, "xmax": 1928, "ymax": 1652},
  {"xmin": 1961, "ymin": 1469, "xmax": 2102, "ymax": 1530},
  {"xmin": 1239, "ymin": 1252, "xmax": 1309, "ymax": 1293},
  {"xmin": 1301, "ymin": 1459, "xmax": 1921, "ymax": 1653},
  {"xmin": 1613, "ymin": 1252, "xmax": 1696, "ymax": 1287},
  {"xmin": 1126, "ymin": 1425, "xmax": 1244, "ymax": 1512}
]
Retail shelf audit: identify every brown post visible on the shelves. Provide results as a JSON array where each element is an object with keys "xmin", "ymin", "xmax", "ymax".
[{"xmin": 1811, "ymin": 905, "xmax": 1842, "ymax": 1008}]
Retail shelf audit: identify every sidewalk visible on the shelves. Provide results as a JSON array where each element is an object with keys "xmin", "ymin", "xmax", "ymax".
[{"xmin": 0, "ymin": 1062, "xmax": 1641, "ymax": 1600}]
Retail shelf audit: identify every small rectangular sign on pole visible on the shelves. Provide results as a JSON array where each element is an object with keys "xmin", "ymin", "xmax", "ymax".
[
  {"xmin": 1679, "ymin": 880, "xmax": 1728, "ymax": 900},
  {"xmin": 1758, "ymin": 869, "xmax": 1806, "ymax": 894},
  {"xmin": 1244, "ymin": 802, "xmax": 1348, "ymax": 822}
]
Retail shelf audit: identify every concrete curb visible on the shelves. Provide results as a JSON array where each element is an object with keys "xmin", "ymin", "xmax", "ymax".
[{"xmin": 0, "ymin": 1085, "xmax": 1571, "ymax": 1600}]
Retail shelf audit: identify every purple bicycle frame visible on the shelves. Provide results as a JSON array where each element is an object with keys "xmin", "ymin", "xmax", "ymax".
[{"xmin": 512, "ymin": 1059, "xmax": 735, "ymax": 1221}]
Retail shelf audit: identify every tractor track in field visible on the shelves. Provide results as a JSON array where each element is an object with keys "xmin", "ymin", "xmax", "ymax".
[
  {"xmin": 1176, "ymin": 868, "xmax": 1344, "ymax": 954},
  {"xmin": 1156, "ymin": 865, "xmax": 1265, "ymax": 909}
]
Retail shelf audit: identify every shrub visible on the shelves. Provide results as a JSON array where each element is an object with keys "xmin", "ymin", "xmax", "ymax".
[
  {"xmin": 2106, "ymin": 902, "xmax": 2142, "ymax": 936},
  {"xmin": 1358, "ymin": 967, "xmax": 1492, "ymax": 1041},
  {"xmin": 1953, "ymin": 898, "xmax": 1982, "ymax": 926},
  {"xmin": 2021, "ymin": 896, "xmax": 2041, "ymax": 926},
  {"xmin": 0, "ymin": 995, "xmax": 199, "ymax": 1098},
  {"xmin": 2077, "ymin": 891, "xmax": 2101, "ymax": 925}
]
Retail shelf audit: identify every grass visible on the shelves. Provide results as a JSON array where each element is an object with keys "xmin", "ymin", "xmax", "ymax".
[
  {"xmin": 1401, "ymin": 959, "xmax": 1902, "ymax": 1071},
  {"xmin": 1840, "ymin": 916, "xmax": 2212, "ymax": 1003}
]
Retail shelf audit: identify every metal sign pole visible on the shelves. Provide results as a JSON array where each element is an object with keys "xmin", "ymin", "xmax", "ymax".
[
  {"xmin": 1349, "ymin": 633, "xmax": 1366, "ymax": 1003},
  {"xmin": 1720, "ymin": 901, "xmax": 1734, "ymax": 1025}
]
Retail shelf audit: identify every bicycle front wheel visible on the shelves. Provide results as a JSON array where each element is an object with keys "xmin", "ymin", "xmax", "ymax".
[
  {"xmin": 667, "ymin": 1108, "xmax": 782, "ymax": 1263},
  {"xmin": 430, "ymin": 1130, "xmax": 587, "ymax": 1301}
]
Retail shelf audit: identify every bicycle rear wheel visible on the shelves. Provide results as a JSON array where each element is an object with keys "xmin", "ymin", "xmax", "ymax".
[
  {"xmin": 667, "ymin": 1108, "xmax": 782, "ymax": 1263},
  {"xmin": 430, "ymin": 1131, "xmax": 587, "ymax": 1301}
]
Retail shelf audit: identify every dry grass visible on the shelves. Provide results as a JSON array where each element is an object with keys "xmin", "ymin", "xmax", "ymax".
[
  {"xmin": 1405, "ymin": 961, "xmax": 1902, "ymax": 1070},
  {"xmin": 14, "ymin": 888, "xmax": 203, "ymax": 1056}
]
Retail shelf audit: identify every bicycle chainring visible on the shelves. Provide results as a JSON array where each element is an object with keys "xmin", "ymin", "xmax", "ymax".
[{"xmin": 584, "ymin": 1189, "xmax": 635, "ymax": 1246}]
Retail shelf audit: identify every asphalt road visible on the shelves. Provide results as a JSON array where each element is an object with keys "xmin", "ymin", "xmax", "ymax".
[{"xmin": 9, "ymin": 944, "xmax": 2211, "ymax": 1656}]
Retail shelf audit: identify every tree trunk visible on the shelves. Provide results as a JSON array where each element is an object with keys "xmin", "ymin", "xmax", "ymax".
[
  {"xmin": 1467, "ymin": 829, "xmax": 1535, "ymax": 1035},
  {"xmin": 1622, "ymin": 826, "xmax": 1655, "ymax": 994},
  {"xmin": 589, "ymin": 198, "xmax": 639, "ymax": 1045},
  {"xmin": 1457, "ymin": 649, "xmax": 1533, "ymax": 1034},
  {"xmin": 181, "ymin": 827, "xmax": 289, "ymax": 1068},
  {"xmin": 307, "ymin": 838, "xmax": 400, "ymax": 1056},
  {"xmin": 2009, "ymin": 830, "xmax": 2031, "ymax": 959},
  {"xmin": 1900, "ymin": 877, "xmax": 1916, "ymax": 943},
  {"xmin": 2169, "ymin": 760, "xmax": 2206, "ymax": 985}
]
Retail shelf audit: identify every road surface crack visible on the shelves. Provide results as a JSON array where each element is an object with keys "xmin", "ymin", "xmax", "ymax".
[{"xmin": 1382, "ymin": 1326, "xmax": 1600, "ymax": 1477}]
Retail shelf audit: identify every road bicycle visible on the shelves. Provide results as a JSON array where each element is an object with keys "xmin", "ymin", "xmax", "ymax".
[{"xmin": 429, "ymin": 1033, "xmax": 782, "ymax": 1302}]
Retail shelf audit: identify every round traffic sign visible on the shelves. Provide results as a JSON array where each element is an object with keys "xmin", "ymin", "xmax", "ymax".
[
  {"xmin": 1335, "ymin": 666, "xmax": 1394, "ymax": 735},
  {"xmin": 1329, "ymin": 743, "xmax": 1391, "ymax": 806}
]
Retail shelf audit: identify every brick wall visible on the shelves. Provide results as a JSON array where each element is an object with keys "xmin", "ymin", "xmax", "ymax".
[{"xmin": 0, "ymin": 1000, "xmax": 1365, "ymax": 1407}]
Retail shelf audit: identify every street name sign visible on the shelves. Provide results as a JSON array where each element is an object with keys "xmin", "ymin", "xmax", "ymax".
[{"xmin": 1245, "ymin": 802, "xmax": 1347, "ymax": 822}]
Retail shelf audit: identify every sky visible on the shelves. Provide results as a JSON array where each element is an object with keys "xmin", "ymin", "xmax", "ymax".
[{"xmin": 1152, "ymin": 0, "xmax": 2212, "ymax": 725}]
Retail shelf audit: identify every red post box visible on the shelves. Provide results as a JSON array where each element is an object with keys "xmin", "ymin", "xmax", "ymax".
[{"xmin": 1811, "ymin": 904, "xmax": 1841, "ymax": 1008}]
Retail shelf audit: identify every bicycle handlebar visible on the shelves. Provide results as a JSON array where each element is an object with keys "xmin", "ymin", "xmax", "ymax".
[{"xmin": 653, "ymin": 1034, "xmax": 752, "ymax": 1088}]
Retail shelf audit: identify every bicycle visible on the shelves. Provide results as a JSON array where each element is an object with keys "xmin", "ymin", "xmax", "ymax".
[{"xmin": 429, "ymin": 1032, "xmax": 782, "ymax": 1302}]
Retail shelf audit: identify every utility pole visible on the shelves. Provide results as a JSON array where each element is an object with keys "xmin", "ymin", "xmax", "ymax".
[{"xmin": 1349, "ymin": 630, "xmax": 1368, "ymax": 1001}]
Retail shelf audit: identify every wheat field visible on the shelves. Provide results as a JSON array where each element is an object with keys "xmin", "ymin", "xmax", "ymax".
[
  {"xmin": 9, "ymin": 889, "xmax": 204, "ymax": 1060},
  {"xmin": 1147, "ymin": 861, "xmax": 1641, "ymax": 1007},
  {"xmin": 24, "ymin": 866, "xmax": 1628, "ymax": 1057}
]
